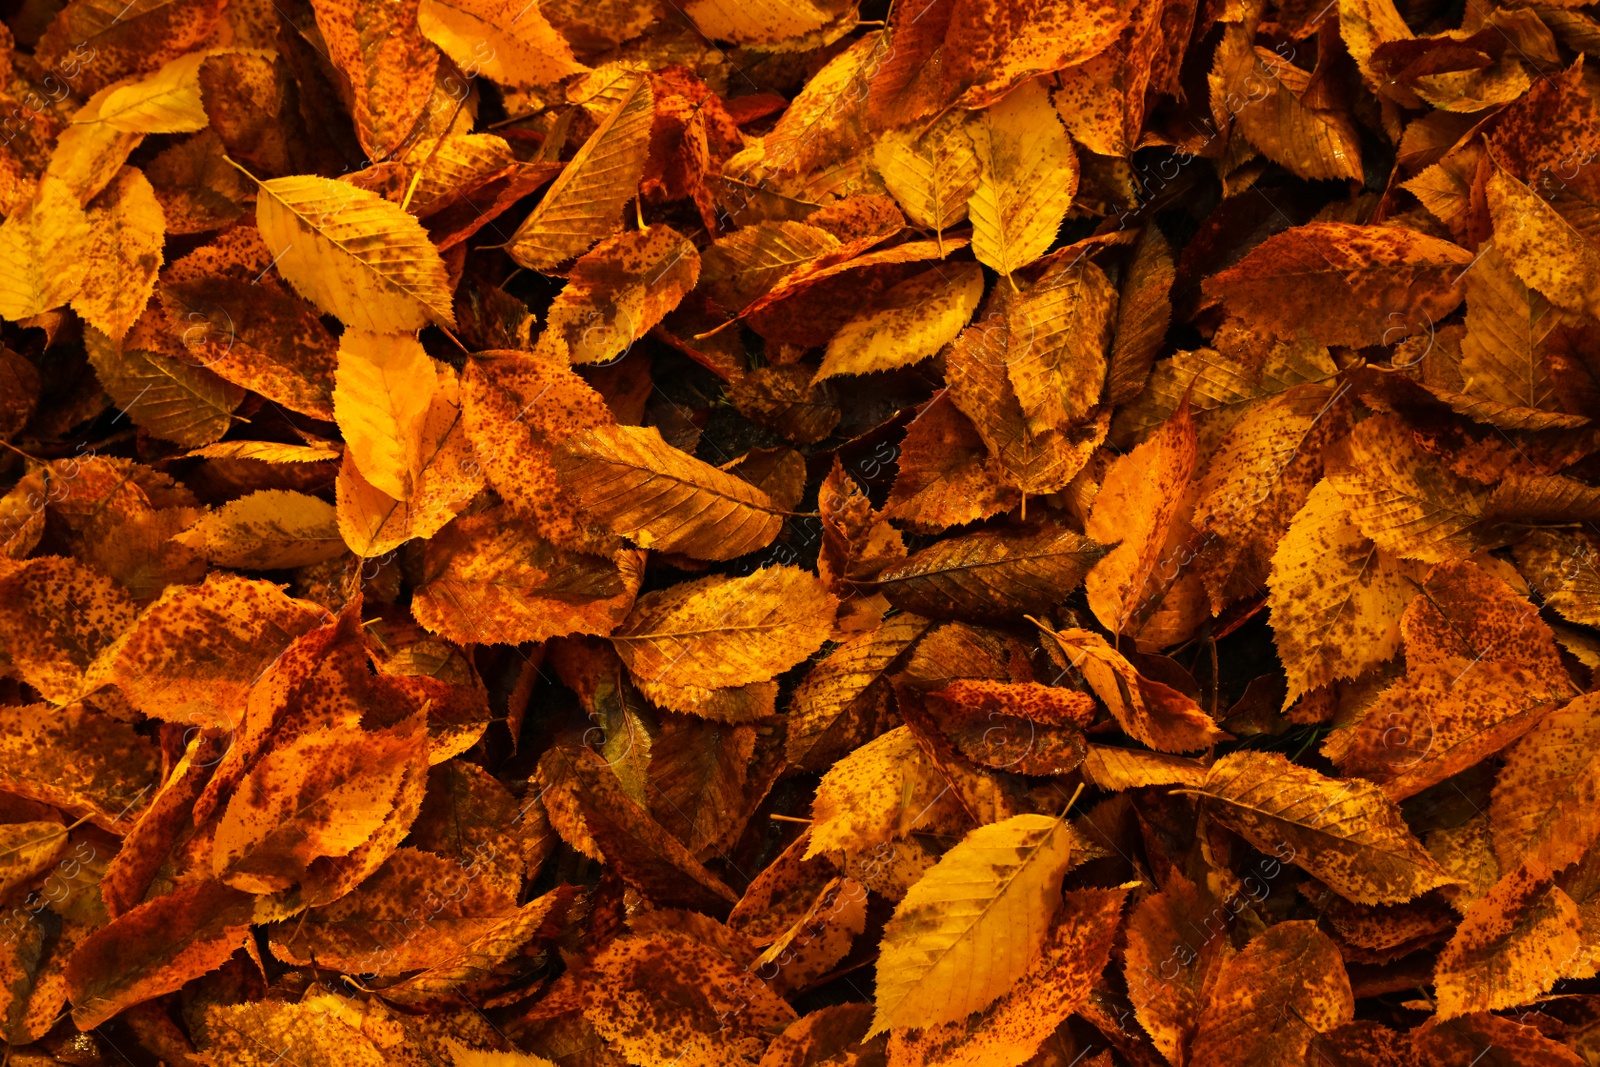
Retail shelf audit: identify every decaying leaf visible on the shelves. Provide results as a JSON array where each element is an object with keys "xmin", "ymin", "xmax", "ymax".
[{"xmin": 3, "ymin": 0, "xmax": 1599, "ymax": 1055}]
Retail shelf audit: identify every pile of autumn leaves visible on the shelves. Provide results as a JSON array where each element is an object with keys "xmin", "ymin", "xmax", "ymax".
[{"xmin": 6, "ymin": 0, "xmax": 1600, "ymax": 1060}]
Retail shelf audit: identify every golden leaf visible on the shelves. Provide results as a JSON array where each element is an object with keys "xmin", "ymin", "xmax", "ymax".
[
  {"xmin": 581, "ymin": 931, "xmax": 797, "ymax": 1067},
  {"xmin": 0, "ymin": 555, "xmax": 136, "ymax": 704},
  {"xmin": 966, "ymin": 80, "xmax": 1078, "ymax": 279},
  {"xmin": 874, "ymin": 524, "xmax": 1106, "ymax": 621},
  {"xmin": 255, "ymin": 174, "xmax": 457, "ymax": 333},
  {"xmin": 89, "ymin": 50, "xmax": 209, "ymax": 133},
  {"xmin": 1201, "ymin": 222, "xmax": 1473, "ymax": 347},
  {"xmin": 535, "ymin": 224, "xmax": 699, "ymax": 365},
  {"xmin": 816, "ymin": 261, "xmax": 984, "ymax": 380},
  {"xmin": 554, "ymin": 423, "xmax": 784, "ymax": 560},
  {"xmin": 1434, "ymin": 862, "xmax": 1581, "ymax": 1019},
  {"xmin": 418, "ymin": 0, "xmax": 589, "ymax": 88},
  {"xmin": 84, "ymin": 317, "xmax": 243, "ymax": 447},
  {"xmin": 888, "ymin": 887, "xmax": 1128, "ymax": 1067},
  {"xmin": 0, "ymin": 178, "xmax": 90, "ymax": 322},
  {"xmin": 869, "ymin": 812, "xmax": 1078, "ymax": 1035},
  {"xmin": 1324, "ymin": 413, "xmax": 1489, "ymax": 562},
  {"xmin": 1040, "ymin": 625, "xmax": 1226, "ymax": 753},
  {"xmin": 1487, "ymin": 162, "xmax": 1600, "ymax": 321},
  {"xmin": 334, "ymin": 330, "xmax": 440, "ymax": 501},
  {"xmin": 1268, "ymin": 479, "xmax": 1425, "ymax": 707},
  {"xmin": 66, "ymin": 880, "xmax": 254, "ymax": 1030},
  {"xmin": 508, "ymin": 75, "xmax": 655, "ymax": 272},
  {"xmin": 682, "ymin": 0, "xmax": 834, "ymax": 46},
  {"xmin": 413, "ymin": 504, "xmax": 641, "ymax": 644},
  {"xmin": 70, "ymin": 166, "xmax": 165, "ymax": 341},
  {"xmin": 786, "ymin": 612, "xmax": 933, "ymax": 770},
  {"xmin": 611, "ymin": 566, "xmax": 835, "ymax": 690},
  {"xmin": 873, "ymin": 112, "xmax": 981, "ymax": 239},
  {"xmin": 1209, "ymin": 26, "xmax": 1362, "ymax": 181},
  {"xmin": 1085, "ymin": 402, "xmax": 1196, "ymax": 637},
  {"xmin": 1196, "ymin": 751, "xmax": 1453, "ymax": 905},
  {"xmin": 806, "ymin": 725, "xmax": 969, "ymax": 859},
  {"xmin": 1488, "ymin": 692, "xmax": 1600, "ymax": 872},
  {"xmin": 309, "ymin": 0, "xmax": 440, "ymax": 162},
  {"xmin": 171, "ymin": 490, "xmax": 345, "ymax": 569}
]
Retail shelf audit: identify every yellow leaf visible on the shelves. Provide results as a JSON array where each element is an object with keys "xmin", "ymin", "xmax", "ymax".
[
  {"xmin": 76, "ymin": 166, "xmax": 165, "ymax": 341},
  {"xmin": 1003, "ymin": 257, "xmax": 1118, "ymax": 433},
  {"xmin": 1197, "ymin": 751, "xmax": 1453, "ymax": 905},
  {"xmin": 816, "ymin": 261, "xmax": 983, "ymax": 380},
  {"xmin": 0, "ymin": 702, "xmax": 158, "ymax": 831},
  {"xmin": 1268, "ymin": 479, "xmax": 1425, "ymax": 707},
  {"xmin": 460, "ymin": 352, "xmax": 616, "ymax": 552},
  {"xmin": 699, "ymin": 220, "xmax": 841, "ymax": 313},
  {"xmin": 887, "ymin": 887, "xmax": 1129, "ymax": 1067},
  {"xmin": 255, "ymin": 174, "xmax": 457, "ymax": 333},
  {"xmin": 1080, "ymin": 745, "xmax": 1207, "ymax": 791},
  {"xmin": 1327, "ymin": 560, "xmax": 1574, "ymax": 800},
  {"xmin": 89, "ymin": 50, "xmax": 209, "ymax": 133},
  {"xmin": 1110, "ymin": 334, "xmax": 1335, "ymax": 448},
  {"xmin": 682, "ymin": 0, "xmax": 834, "ymax": 46},
  {"xmin": 418, "ymin": 0, "xmax": 588, "ymax": 88},
  {"xmin": 762, "ymin": 35, "xmax": 881, "ymax": 178},
  {"xmin": 0, "ymin": 821, "xmax": 67, "ymax": 900},
  {"xmin": 610, "ymin": 566, "xmax": 836, "ymax": 690},
  {"xmin": 869, "ymin": 812, "xmax": 1077, "ymax": 1035},
  {"xmin": 1459, "ymin": 243, "xmax": 1563, "ymax": 414},
  {"xmin": 1488, "ymin": 692, "xmax": 1600, "ymax": 871},
  {"xmin": 213, "ymin": 716, "xmax": 428, "ymax": 893},
  {"xmin": 1191, "ymin": 383, "xmax": 1350, "ymax": 614},
  {"xmin": 0, "ymin": 178, "xmax": 90, "ymax": 322},
  {"xmin": 581, "ymin": 932, "xmax": 797, "ymax": 1067},
  {"xmin": 83, "ymin": 318, "xmax": 244, "ymax": 447},
  {"xmin": 1434, "ymin": 862, "xmax": 1581, "ymax": 1019},
  {"xmin": 553, "ymin": 423, "xmax": 784, "ymax": 560},
  {"xmin": 67, "ymin": 881, "xmax": 255, "ymax": 1032},
  {"xmin": 875, "ymin": 524, "xmax": 1106, "ymax": 620},
  {"xmin": 874, "ymin": 112, "xmax": 980, "ymax": 238},
  {"xmin": 966, "ymin": 80, "xmax": 1077, "ymax": 279},
  {"xmin": 186, "ymin": 440, "xmax": 342, "ymax": 463},
  {"xmin": 159, "ymin": 226, "xmax": 341, "ymax": 420},
  {"xmin": 508, "ymin": 74, "xmax": 654, "ymax": 272},
  {"xmin": 88, "ymin": 571, "xmax": 327, "ymax": 725},
  {"xmin": 1200, "ymin": 222, "xmax": 1472, "ymax": 347},
  {"xmin": 336, "ymin": 372, "xmax": 483, "ymax": 558},
  {"xmin": 446, "ymin": 1042, "xmax": 559, "ymax": 1067},
  {"xmin": 309, "ymin": 0, "xmax": 441, "ymax": 162},
  {"xmin": 172, "ymin": 490, "xmax": 345, "ymax": 569},
  {"xmin": 334, "ymin": 330, "xmax": 440, "ymax": 501},
  {"xmin": 0, "ymin": 555, "xmax": 137, "ymax": 704}
]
